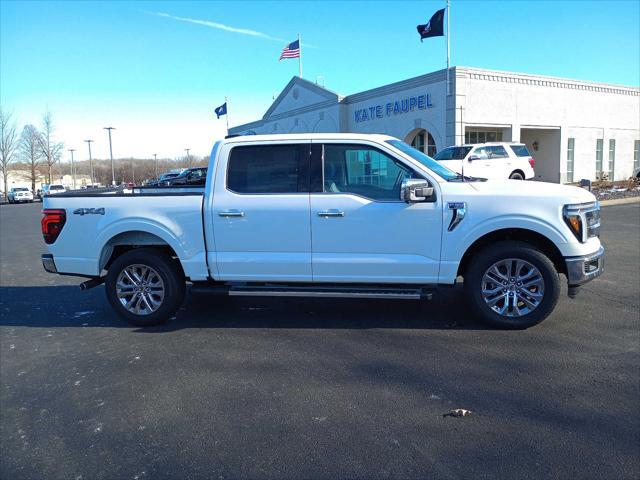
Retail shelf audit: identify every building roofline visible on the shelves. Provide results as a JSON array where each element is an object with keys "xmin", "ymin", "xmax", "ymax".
[
  {"xmin": 263, "ymin": 76, "xmax": 342, "ymax": 119},
  {"xmin": 342, "ymin": 69, "xmax": 449, "ymax": 104},
  {"xmin": 456, "ymin": 66, "xmax": 639, "ymax": 92}
]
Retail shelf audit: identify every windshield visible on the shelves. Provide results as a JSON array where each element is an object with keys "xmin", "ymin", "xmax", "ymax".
[
  {"xmin": 386, "ymin": 140, "xmax": 459, "ymax": 181},
  {"xmin": 50, "ymin": 185, "xmax": 64, "ymax": 190},
  {"xmin": 434, "ymin": 146, "xmax": 473, "ymax": 161},
  {"xmin": 14, "ymin": 188, "xmax": 29, "ymax": 192}
]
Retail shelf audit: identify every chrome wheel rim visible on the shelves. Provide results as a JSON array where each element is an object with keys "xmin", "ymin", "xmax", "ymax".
[
  {"xmin": 116, "ymin": 264, "xmax": 165, "ymax": 315},
  {"xmin": 481, "ymin": 258, "xmax": 544, "ymax": 317}
]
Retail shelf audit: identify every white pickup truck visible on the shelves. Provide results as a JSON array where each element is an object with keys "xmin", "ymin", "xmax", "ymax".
[{"xmin": 41, "ymin": 134, "xmax": 604, "ymax": 329}]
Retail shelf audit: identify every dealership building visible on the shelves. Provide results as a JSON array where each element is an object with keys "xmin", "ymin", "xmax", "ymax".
[{"xmin": 230, "ymin": 66, "xmax": 640, "ymax": 183}]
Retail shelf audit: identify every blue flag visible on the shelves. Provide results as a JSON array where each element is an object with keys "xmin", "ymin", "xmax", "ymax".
[{"xmin": 215, "ymin": 102, "xmax": 227, "ymax": 119}]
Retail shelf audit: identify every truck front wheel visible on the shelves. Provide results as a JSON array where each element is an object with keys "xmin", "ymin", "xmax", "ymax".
[
  {"xmin": 464, "ymin": 241, "xmax": 560, "ymax": 329},
  {"xmin": 105, "ymin": 248, "xmax": 185, "ymax": 326}
]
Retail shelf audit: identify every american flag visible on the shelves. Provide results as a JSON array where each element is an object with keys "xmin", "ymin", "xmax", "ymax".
[{"xmin": 279, "ymin": 39, "xmax": 300, "ymax": 60}]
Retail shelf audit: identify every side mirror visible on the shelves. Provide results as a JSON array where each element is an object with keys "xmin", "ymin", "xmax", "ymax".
[
  {"xmin": 468, "ymin": 155, "xmax": 480, "ymax": 161},
  {"xmin": 401, "ymin": 179, "xmax": 434, "ymax": 203}
]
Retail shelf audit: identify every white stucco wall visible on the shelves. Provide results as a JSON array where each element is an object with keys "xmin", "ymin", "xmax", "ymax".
[{"xmin": 457, "ymin": 67, "xmax": 640, "ymax": 181}]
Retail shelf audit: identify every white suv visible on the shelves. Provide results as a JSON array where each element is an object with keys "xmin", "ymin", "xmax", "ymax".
[
  {"xmin": 43, "ymin": 184, "xmax": 66, "ymax": 195},
  {"xmin": 434, "ymin": 142, "xmax": 535, "ymax": 180}
]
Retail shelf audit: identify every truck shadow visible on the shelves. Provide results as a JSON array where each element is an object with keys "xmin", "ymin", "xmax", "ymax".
[{"xmin": 0, "ymin": 285, "xmax": 493, "ymax": 331}]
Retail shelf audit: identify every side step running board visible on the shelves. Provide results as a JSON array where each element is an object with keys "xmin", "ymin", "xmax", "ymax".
[{"xmin": 191, "ymin": 283, "xmax": 434, "ymax": 300}]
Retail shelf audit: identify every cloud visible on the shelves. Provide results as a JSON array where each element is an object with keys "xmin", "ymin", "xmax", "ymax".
[
  {"xmin": 148, "ymin": 11, "xmax": 285, "ymax": 42},
  {"xmin": 146, "ymin": 11, "xmax": 318, "ymax": 48}
]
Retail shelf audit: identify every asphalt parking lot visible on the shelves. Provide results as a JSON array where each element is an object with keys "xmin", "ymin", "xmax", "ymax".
[{"xmin": 1, "ymin": 201, "xmax": 638, "ymax": 480}]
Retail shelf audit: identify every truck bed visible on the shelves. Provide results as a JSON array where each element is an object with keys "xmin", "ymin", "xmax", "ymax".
[{"xmin": 43, "ymin": 188, "xmax": 209, "ymax": 281}]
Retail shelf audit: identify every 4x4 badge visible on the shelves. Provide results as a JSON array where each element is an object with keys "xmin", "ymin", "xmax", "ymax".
[{"xmin": 73, "ymin": 208, "xmax": 105, "ymax": 216}]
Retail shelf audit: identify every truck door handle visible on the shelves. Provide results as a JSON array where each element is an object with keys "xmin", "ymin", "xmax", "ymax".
[
  {"xmin": 218, "ymin": 210, "xmax": 245, "ymax": 218},
  {"xmin": 317, "ymin": 210, "xmax": 345, "ymax": 218}
]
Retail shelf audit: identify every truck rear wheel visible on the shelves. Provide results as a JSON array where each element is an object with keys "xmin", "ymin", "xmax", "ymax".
[
  {"xmin": 105, "ymin": 248, "xmax": 185, "ymax": 326},
  {"xmin": 509, "ymin": 171, "xmax": 525, "ymax": 180},
  {"xmin": 464, "ymin": 241, "xmax": 560, "ymax": 329}
]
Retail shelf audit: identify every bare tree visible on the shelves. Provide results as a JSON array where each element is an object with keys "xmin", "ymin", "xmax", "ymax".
[
  {"xmin": 0, "ymin": 108, "xmax": 19, "ymax": 200},
  {"xmin": 19, "ymin": 124, "xmax": 43, "ymax": 192},
  {"xmin": 38, "ymin": 111, "xmax": 64, "ymax": 184}
]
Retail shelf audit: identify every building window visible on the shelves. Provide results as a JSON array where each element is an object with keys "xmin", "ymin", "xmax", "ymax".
[
  {"xmin": 567, "ymin": 138, "xmax": 575, "ymax": 183},
  {"xmin": 465, "ymin": 129, "xmax": 503, "ymax": 144},
  {"xmin": 595, "ymin": 139, "xmax": 603, "ymax": 177},
  {"xmin": 410, "ymin": 130, "xmax": 437, "ymax": 158},
  {"xmin": 634, "ymin": 140, "xmax": 639, "ymax": 172},
  {"xmin": 608, "ymin": 139, "xmax": 616, "ymax": 180},
  {"xmin": 411, "ymin": 132, "xmax": 424, "ymax": 152}
]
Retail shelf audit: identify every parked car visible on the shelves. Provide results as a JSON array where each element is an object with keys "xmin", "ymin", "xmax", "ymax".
[
  {"xmin": 164, "ymin": 167, "xmax": 207, "ymax": 186},
  {"xmin": 434, "ymin": 142, "xmax": 536, "ymax": 180},
  {"xmin": 41, "ymin": 133, "xmax": 603, "ymax": 330},
  {"xmin": 7, "ymin": 187, "xmax": 34, "ymax": 203},
  {"xmin": 43, "ymin": 184, "xmax": 66, "ymax": 196},
  {"xmin": 147, "ymin": 171, "xmax": 183, "ymax": 186}
]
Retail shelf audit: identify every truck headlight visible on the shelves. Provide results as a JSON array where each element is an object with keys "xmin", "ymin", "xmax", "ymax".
[{"xmin": 563, "ymin": 202, "xmax": 600, "ymax": 243}]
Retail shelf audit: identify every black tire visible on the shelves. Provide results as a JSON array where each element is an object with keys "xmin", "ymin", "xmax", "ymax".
[
  {"xmin": 464, "ymin": 241, "xmax": 560, "ymax": 329},
  {"xmin": 509, "ymin": 171, "xmax": 525, "ymax": 180},
  {"xmin": 105, "ymin": 248, "xmax": 185, "ymax": 326}
]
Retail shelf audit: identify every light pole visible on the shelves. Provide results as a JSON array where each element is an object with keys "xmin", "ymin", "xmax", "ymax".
[
  {"xmin": 84, "ymin": 139, "xmax": 94, "ymax": 186},
  {"xmin": 104, "ymin": 127, "xmax": 116, "ymax": 185},
  {"xmin": 153, "ymin": 153, "xmax": 158, "ymax": 177},
  {"xmin": 68, "ymin": 149, "xmax": 76, "ymax": 189},
  {"xmin": 185, "ymin": 148, "xmax": 191, "ymax": 167}
]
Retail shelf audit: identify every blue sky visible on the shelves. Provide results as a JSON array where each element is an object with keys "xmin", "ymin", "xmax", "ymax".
[{"xmin": 2, "ymin": 0, "xmax": 639, "ymax": 159}]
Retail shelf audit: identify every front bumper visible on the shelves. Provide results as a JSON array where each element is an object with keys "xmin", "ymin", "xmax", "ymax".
[
  {"xmin": 565, "ymin": 245, "xmax": 604, "ymax": 286},
  {"xmin": 42, "ymin": 254, "xmax": 58, "ymax": 273}
]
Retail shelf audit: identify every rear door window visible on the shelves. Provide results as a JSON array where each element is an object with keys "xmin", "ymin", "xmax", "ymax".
[
  {"xmin": 188, "ymin": 169, "xmax": 207, "ymax": 184},
  {"xmin": 227, "ymin": 144, "xmax": 308, "ymax": 194},
  {"xmin": 510, "ymin": 145, "xmax": 531, "ymax": 157},
  {"xmin": 483, "ymin": 146, "xmax": 509, "ymax": 159}
]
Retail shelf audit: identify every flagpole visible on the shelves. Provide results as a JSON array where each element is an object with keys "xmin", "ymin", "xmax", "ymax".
[
  {"xmin": 298, "ymin": 33, "xmax": 303, "ymax": 78},
  {"xmin": 225, "ymin": 96, "xmax": 229, "ymax": 135},
  {"xmin": 446, "ymin": 0, "xmax": 451, "ymax": 96}
]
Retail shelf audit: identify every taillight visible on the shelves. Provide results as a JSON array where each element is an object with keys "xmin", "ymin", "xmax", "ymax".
[
  {"xmin": 41, "ymin": 209, "xmax": 66, "ymax": 244},
  {"xmin": 528, "ymin": 157, "xmax": 536, "ymax": 168}
]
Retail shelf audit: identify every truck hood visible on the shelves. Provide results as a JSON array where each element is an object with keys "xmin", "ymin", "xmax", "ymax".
[{"xmin": 467, "ymin": 179, "xmax": 596, "ymax": 204}]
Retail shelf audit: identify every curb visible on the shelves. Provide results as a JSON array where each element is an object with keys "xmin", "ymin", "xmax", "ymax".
[{"xmin": 599, "ymin": 197, "xmax": 640, "ymax": 207}]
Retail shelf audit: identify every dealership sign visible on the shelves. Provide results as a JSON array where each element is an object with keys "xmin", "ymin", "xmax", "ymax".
[{"xmin": 354, "ymin": 93, "xmax": 433, "ymax": 123}]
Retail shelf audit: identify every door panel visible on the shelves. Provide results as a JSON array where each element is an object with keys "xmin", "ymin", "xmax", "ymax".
[
  {"xmin": 310, "ymin": 143, "xmax": 442, "ymax": 283},
  {"xmin": 212, "ymin": 143, "xmax": 312, "ymax": 281},
  {"xmin": 311, "ymin": 194, "xmax": 442, "ymax": 282}
]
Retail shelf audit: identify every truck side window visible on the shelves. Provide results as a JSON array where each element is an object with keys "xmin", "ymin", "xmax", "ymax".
[
  {"xmin": 227, "ymin": 145, "xmax": 307, "ymax": 193},
  {"xmin": 323, "ymin": 144, "xmax": 418, "ymax": 201}
]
